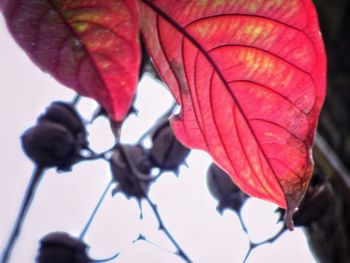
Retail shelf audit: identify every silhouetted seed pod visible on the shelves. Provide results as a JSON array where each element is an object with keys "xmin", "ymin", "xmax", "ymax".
[
  {"xmin": 39, "ymin": 101, "xmax": 87, "ymax": 148},
  {"xmin": 149, "ymin": 118, "xmax": 190, "ymax": 171},
  {"xmin": 292, "ymin": 183, "xmax": 333, "ymax": 227},
  {"xmin": 110, "ymin": 145, "xmax": 152, "ymax": 199},
  {"xmin": 36, "ymin": 232, "xmax": 91, "ymax": 263},
  {"xmin": 21, "ymin": 120, "xmax": 78, "ymax": 170},
  {"xmin": 207, "ymin": 163, "xmax": 248, "ymax": 213}
]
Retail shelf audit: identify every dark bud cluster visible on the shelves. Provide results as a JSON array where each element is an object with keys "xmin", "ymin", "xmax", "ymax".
[
  {"xmin": 110, "ymin": 145, "xmax": 153, "ymax": 199},
  {"xmin": 21, "ymin": 102, "xmax": 87, "ymax": 171},
  {"xmin": 36, "ymin": 232, "xmax": 91, "ymax": 263},
  {"xmin": 110, "ymin": 118, "xmax": 190, "ymax": 200},
  {"xmin": 149, "ymin": 117, "xmax": 190, "ymax": 173},
  {"xmin": 207, "ymin": 163, "xmax": 248, "ymax": 214},
  {"xmin": 293, "ymin": 183, "xmax": 333, "ymax": 226}
]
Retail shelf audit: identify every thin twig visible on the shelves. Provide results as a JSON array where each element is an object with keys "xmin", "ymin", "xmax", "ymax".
[
  {"xmin": 77, "ymin": 143, "xmax": 119, "ymax": 166},
  {"xmin": 91, "ymin": 251, "xmax": 120, "ymax": 263},
  {"xmin": 79, "ymin": 180, "xmax": 113, "ymax": 240},
  {"xmin": 71, "ymin": 94, "xmax": 81, "ymax": 106},
  {"xmin": 242, "ymin": 226, "xmax": 286, "ymax": 263},
  {"xmin": 133, "ymin": 234, "xmax": 175, "ymax": 255},
  {"xmin": 117, "ymin": 144, "xmax": 191, "ymax": 262},
  {"xmin": 89, "ymin": 106, "xmax": 105, "ymax": 124},
  {"xmin": 237, "ymin": 211, "xmax": 248, "ymax": 233},
  {"xmin": 144, "ymin": 195, "xmax": 192, "ymax": 263},
  {"xmin": 80, "ymin": 146, "xmax": 117, "ymax": 162},
  {"xmin": 1, "ymin": 166, "xmax": 45, "ymax": 263},
  {"xmin": 137, "ymin": 102, "xmax": 176, "ymax": 144}
]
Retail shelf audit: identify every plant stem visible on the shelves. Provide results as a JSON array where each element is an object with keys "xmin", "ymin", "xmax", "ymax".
[
  {"xmin": 315, "ymin": 133, "xmax": 350, "ymax": 190},
  {"xmin": 1, "ymin": 166, "xmax": 45, "ymax": 263},
  {"xmin": 144, "ymin": 195, "xmax": 192, "ymax": 263},
  {"xmin": 91, "ymin": 251, "xmax": 120, "ymax": 262},
  {"xmin": 137, "ymin": 102, "xmax": 176, "ymax": 144},
  {"xmin": 117, "ymin": 143, "xmax": 191, "ymax": 262},
  {"xmin": 71, "ymin": 94, "xmax": 81, "ymax": 106},
  {"xmin": 133, "ymin": 234, "xmax": 174, "ymax": 255},
  {"xmin": 237, "ymin": 210, "xmax": 248, "ymax": 233},
  {"xmin": 79, "ymin": 180, "xmax": 113, "ymax": 240},
  {"xmin": 242, "ymin": 226, "xmax": 286, "ymax": 263}
]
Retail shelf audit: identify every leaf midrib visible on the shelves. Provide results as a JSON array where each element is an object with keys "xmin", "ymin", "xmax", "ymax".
[{"xmin": 46, "ymin": 0, "xmax": 115, "ymax": 115}]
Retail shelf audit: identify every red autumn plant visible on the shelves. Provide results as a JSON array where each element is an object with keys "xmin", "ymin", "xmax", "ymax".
[
  {"xmin": 0, "ymin": 0, "xmax": 327, "ymax": 228},
  {"xmin": 1, "ymin": 0, "xmax": 140, "ymax": 121}
]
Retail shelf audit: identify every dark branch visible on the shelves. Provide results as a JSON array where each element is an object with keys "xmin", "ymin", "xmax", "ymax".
[
  {"xmin": 117, "ymin": 146, "xmax": 192, "ymax": 262},
  {"xmin": 315, "ymin": 133, "xmax": 350, "ymax": 190},
  {"xmin": 79, "ymin": 180, "xmax": 113, "ymax": 240},
  {"xmin": 243, "ymin": 226, "xmax": 286, "ymax": 263},
  {"xmin": 1, "ymin": 166, "xmax": 45, "ymax": 263},
  {"xmin": 144, "ymin": 195, "xmax": 192, "ymax": 263},
  {"xmin": 137, "ymin": 102, "xmax": 176, "ymax": 145},
  {"xmin": 133, "ymin": 234, "xmax": 176, "ymax": 255},
  {"xmin": 71, "ymin": 94, "xmax": 81, "ymax": 106}
]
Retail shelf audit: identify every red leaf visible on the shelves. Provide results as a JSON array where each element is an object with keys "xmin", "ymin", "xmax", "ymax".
[
  {"xmin": 1, "ymin": 0, "xmax": 140, "ymax": 121},
  {"xmin": 140, "ymin": 0, "xmax": 326, "ymax": 227}
]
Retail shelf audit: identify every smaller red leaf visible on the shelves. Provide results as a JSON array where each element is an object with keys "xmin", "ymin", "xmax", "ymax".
[{"xmin": 1, "ymin": 0, "xmax": 141, "ymax": 121}]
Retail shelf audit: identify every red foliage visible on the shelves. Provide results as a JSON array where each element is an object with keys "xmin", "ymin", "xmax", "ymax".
[
  {"xmin": 1, "ymin": 0, "xmax": 140, "ymax": 121},
  {"xmin": 139, "ymin": 0, "xmax": 326, "ymax": 227},
  {"xmin": 1, "ymin": 0, "xmax": 327, "ymax": 228}
]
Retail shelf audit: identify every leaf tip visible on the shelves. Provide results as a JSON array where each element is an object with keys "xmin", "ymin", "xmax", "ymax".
[{"xmin": 283, "ymin": 208, "xmax": 295, "ymax": 231}]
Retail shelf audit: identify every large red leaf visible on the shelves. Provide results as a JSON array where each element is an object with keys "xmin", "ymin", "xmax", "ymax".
[
  {"xmin": 140, "ymin": 0, "xmax": 326, "ymax": 227},
  {"xmin": 1, "ymin": 0, "xmax": 140, "ymax": 121}
]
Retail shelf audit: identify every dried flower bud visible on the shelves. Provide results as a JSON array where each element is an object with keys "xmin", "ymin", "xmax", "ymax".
[
  {"xmin": 36, "ymin": 232, "xmax": 91, "ymax": 263},
  {"xmin": 150, "ymin": 118, "xmax": 190, "ymax": 171},
  {"xmin": 39, "ymin": 101, "xmax": 87, "ymax": 148},
  {"xmin": 207, "ymin": 163, "xmax": 248, "ymax": 213},
  {"xmin": 110, "ymin": 145, "xmax": 152, "ymax": 199},
  {"xmin": 21, "ymin": 120, "xmax": 79, "ymax": 170}
]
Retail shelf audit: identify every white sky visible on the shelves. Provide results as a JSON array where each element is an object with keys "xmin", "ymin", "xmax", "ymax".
[{"xmin": 0, "ymin": 15, "xmax": 316, "ymax": 263}]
